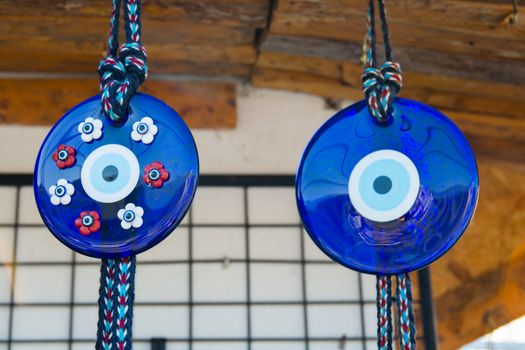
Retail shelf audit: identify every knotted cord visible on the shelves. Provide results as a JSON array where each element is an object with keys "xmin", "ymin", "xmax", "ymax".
[
  {"xmin": 95, "ymin": 1, "xmax": 142, "ymax": 348},
  {"xmin": 363, "ymin": 0, "xmax": 416, "ymax": 348},
  {"xmin": 98, "ymin": 0, "xmax": 148, "ymax": 125},
  {"xmin": 362, "ymin": 0, "xmax": 402, "ymax": 123}
]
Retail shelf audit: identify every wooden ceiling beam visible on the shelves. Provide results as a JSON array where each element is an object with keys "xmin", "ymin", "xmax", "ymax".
[
  {"xmin": 0, "ymin": 79, "xmax": 237, "ymax": 128},
  {"xmin": 0, "ymin": 16, "xmax": 257, "ymax": 46},
  {"xmin": 0, "ymin": 48, "xmax": 255, "ymax": 76},
  {"xmin": 270, "ymin": 15, "xmax": 525, "ymax": 62},
  {"xmin": 255, "ymin": 52, "xmax": 524, "ymax": 115},
  {"xmin": 273, "ymin": 0, "xmax": 525, "ymax": 41},
  {"xmin": 428, "ymin": 161, "xmax": 525, "ymax": 349},
  {"xmin": 252, "ymin": 66, "xmax": 525, "ymax": 165},
  {"xmin": 260, "ymin": 35, "xmax": 525, "ymax": 85},
  {"xmin": 0, "ymin": 0, "xmax": 269, "ymax": 26},
  {"xmin": 0, "ymin": 1, "xmax": 270, "ymax": 78}
]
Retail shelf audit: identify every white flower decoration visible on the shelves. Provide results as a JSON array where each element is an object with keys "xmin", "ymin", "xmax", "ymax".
[
  {"xmin": 78, "ymin": 117, "xmax": 103, "ymax": 142},
  {"xmin": 48, "ymin": 179, "xmax": 75, "ymax": 206},
  {"xmin": 117, "ymin": 203, "xmax": 144, "ymax": 230},
  {"xmin": 131, "ymin": 117, "xmax": 158, "ymax": 145}
]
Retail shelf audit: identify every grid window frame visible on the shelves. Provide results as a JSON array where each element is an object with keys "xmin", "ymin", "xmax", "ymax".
[{"xmin": 0, "ymin": 175, "xmax": 436, "ymax": 350}]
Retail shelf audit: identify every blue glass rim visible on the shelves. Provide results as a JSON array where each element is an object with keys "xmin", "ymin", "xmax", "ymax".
[
  {"xmin": 34, "ymin": 93, "xmax": 199, "ymax": 259},
  {"xmin": 295, "ymin": 97, "xmax": 479, "ymax": 275}
]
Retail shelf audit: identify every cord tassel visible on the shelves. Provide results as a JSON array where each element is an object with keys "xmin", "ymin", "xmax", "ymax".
[
  {"xmin": 98, "ymin": 0, "xmax": 148, "ymax": 125},
  {"xmin": 361, "ymin": 0, "xmax": 402, "ymax": 123}
]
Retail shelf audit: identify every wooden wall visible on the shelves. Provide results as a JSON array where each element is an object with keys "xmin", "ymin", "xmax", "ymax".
[{"xmin": 1, "ymin": 1, "xmax": 525, "ymax": 348}]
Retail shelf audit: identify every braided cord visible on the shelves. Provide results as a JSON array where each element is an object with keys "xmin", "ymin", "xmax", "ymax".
[
  {"xmin": 125, "ymin": 0, "xmax": 142, "ymax": 43},
  {"xmin": 114, "ymin": 256, "xmax": 136, "ymax": 350},
  {"xmin": 99, "ymin": 0, "xmax": 148, "ymax": 125},
  {"xmin": 396, "ymin": 274, "xmax": 417, "ymax": 350},
  {"xmin": 107, "ymin": 0, "xmax": 121, "ymax": 56},
  {"xmin": 361, "ymin": 0, "xmax": 402, "ymax": 123},
  {"xmin": 376, "ymin": 275, "xmax": 393, "ymax": 350},
  {"xmin": 96, "ymin": 259, "xmax": 117, "ymax": 350}
]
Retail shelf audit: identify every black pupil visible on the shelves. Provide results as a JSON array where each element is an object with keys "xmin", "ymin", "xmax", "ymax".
[
  {"xmin": 138, "ymin": 124, "xmax": 147, "ymax": 133},
  {"xmin": 83, "ymin": 216, "xmax": 92, "ymax": 226},
  {"xmin": 56, "ymin": 187, "xmax": 64, "ymax": 195},
  {"xmin": 373, "ymin": 176, "xmax": 392, "ymax": 194},
  {"xmin": 83, "ymin": 123, "xmax": 92, "ymax": 132},
  {"xmin": 102, "ymin": 165, "xmax": 119, "ymax": 182},
  {"xmin": 125, "ymin": 212, "xmax": 134, "ymax": 221},
  {"xmin": 149, "ymin": 169, "xmax": 159, "ymax": 180},
  {"xmin": 58, "ymin": 150, "xmax": 68, "ymax": 160}
]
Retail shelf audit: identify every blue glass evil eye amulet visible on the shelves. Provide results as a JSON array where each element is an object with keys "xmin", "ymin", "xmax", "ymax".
[
  {"xmin": 34, "ymin": 93, "xmax": 199, "ymax": 258},
  {"xmin": 296, "ymin": 98, "xmax": 479, "ymax": 274}
]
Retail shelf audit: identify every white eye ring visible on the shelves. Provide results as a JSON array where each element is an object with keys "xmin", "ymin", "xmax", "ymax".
[
  {"xmin": 81, "ymin": 144, "xmax": 140, "ymax": 203},
  {"xmin": 348, "ymin": 149, "xmax": 420, "ymax": 223}
]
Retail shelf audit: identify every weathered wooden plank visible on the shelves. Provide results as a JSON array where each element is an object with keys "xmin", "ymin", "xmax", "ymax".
[
  {"xmin": 0, "ymin": 0, "xmax": 269, "ymax": 26},
  {"xmin": 0, "ymin": 16, "xmax": 256, "ymax": 46},
  {"xmin": 274, "ymin": 0, "xmax": 525, "ymax": 31},
  {"xmin": 252, "ymin": 67, "xmax": 525, "ymax": 164},
  {"xmin": 270, "ymin": 14, "xmax": 525, "ymax": 62},
  {"xmin": 0, "ymin": 0, "xmax": 266, "ymax": 76},
  {"xmin": 260, "ymin": 34, "xmax": 525, "ymax": 85},
  {"xmin": 0, "ymin": 43, "xmax": 256, "ymax": 75},
  {"xmin": 446, "ymin": 111, "xmax": 525, "ymax": 164},
  {"xmin": 341, "ymin": 63, "xmax": 525, "ymax": 104},
  {"xmin": 429, "ymin": 161, "xmax": 525, "ymax": 349},
  {"xmin": 253, "ymin": 61, "xmax": 525, "ymax": 120},
  {"xmin": 257, "ymin": 51, "xmax": 343, "ymax": 80},
  {"xmin": 0, "ymin": 79, "xmax": 236, "ymax": 128},
  {"xmin": 0, "ymin": 14, "xmax": 258, "ymax": 76},
  {"xmin": 259, "ymin": 51, "xmax": 525, "ymax": 105},
  {"xmin": 252, "ymin": 67, "xmax": 363, "ymax": 100}
]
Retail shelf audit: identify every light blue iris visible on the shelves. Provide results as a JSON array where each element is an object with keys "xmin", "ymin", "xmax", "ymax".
[
  {"xmin": 89, "ymin": 153, "xmax": 130, "ymax": 194},
  {"xmin": 358, "ymin": 159, "xmax": 411, "ymax": 211}
]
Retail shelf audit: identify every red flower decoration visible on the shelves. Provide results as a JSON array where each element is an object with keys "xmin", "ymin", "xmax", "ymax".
[
  {"xmin": 52, "ymin": 144, "xmax": 76, "ymax": 169},
  {"xmin": 74, "ymin": 211, "xmax": 101, "ymax": 236},
  {"xmin": 144, "ymin": 161, "xmax": 170, "ymax": 188}
]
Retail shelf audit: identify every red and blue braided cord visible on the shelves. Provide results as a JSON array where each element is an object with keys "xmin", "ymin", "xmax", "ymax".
[
  {"xmin": 364, "ymin": 2, "xmax": 417, "ymax": 349},
  {"xmin": 98, "ymin": 0, "xmax": 148, "ymax": 125},
  {"xmin": 96, "ymin": 258, "xmax": 136, "ymax": 350},
  {"xmin": 361, "ymin": 0, "xmax": 402, "ymax": 123},
  {"xmin": 96, "ymin": 1, "xmax": 142, "ymax": 347},
  {"xmin": 376, "ymin": 275, "xmax": 393, "ymax": 350},
  {"xmin": 396, "ymin": 274, "xmax": 416, "ymax": 350},
  {"xmin": 96, "ymin": 260, "xmax": 117, "ymax": 350},
  {"xmin": 114, "ymin": 257, "xmax": 136, "ymax": 350}
]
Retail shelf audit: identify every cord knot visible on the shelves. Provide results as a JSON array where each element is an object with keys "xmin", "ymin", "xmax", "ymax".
[
  {"xmin": 361, "ymin": 61, "xmax": 402, "ymax": 122},
  {"xmin": 98, "ymin": 43, "xmax": 148, "ymax": 124}
]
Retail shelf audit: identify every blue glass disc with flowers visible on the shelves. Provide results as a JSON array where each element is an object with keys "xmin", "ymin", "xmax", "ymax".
[
  {"xmin": 34, "ymin": 93, "xmax": 199, "ymax": 258},
  {"xmin": 296, "ymin": 97, "xmax": 478, "ymax": 275}
]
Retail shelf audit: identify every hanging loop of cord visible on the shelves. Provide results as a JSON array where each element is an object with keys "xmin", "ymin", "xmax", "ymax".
[
  {"xmin": 98, "ymin": 0, "xmax": 148, "ymax": 125},
  {"xmin": 361, "ymin": 0, "xmax": 402, "ymax": 123}
]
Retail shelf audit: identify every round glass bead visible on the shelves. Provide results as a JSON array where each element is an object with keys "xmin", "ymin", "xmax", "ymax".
[
  {"xmin": 34, "ymin": 93, "xmax": 199, "ymax": 258},
  {"xmin": 296, "ymin": 98, "xmax": 479, "ymax": 274}
]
